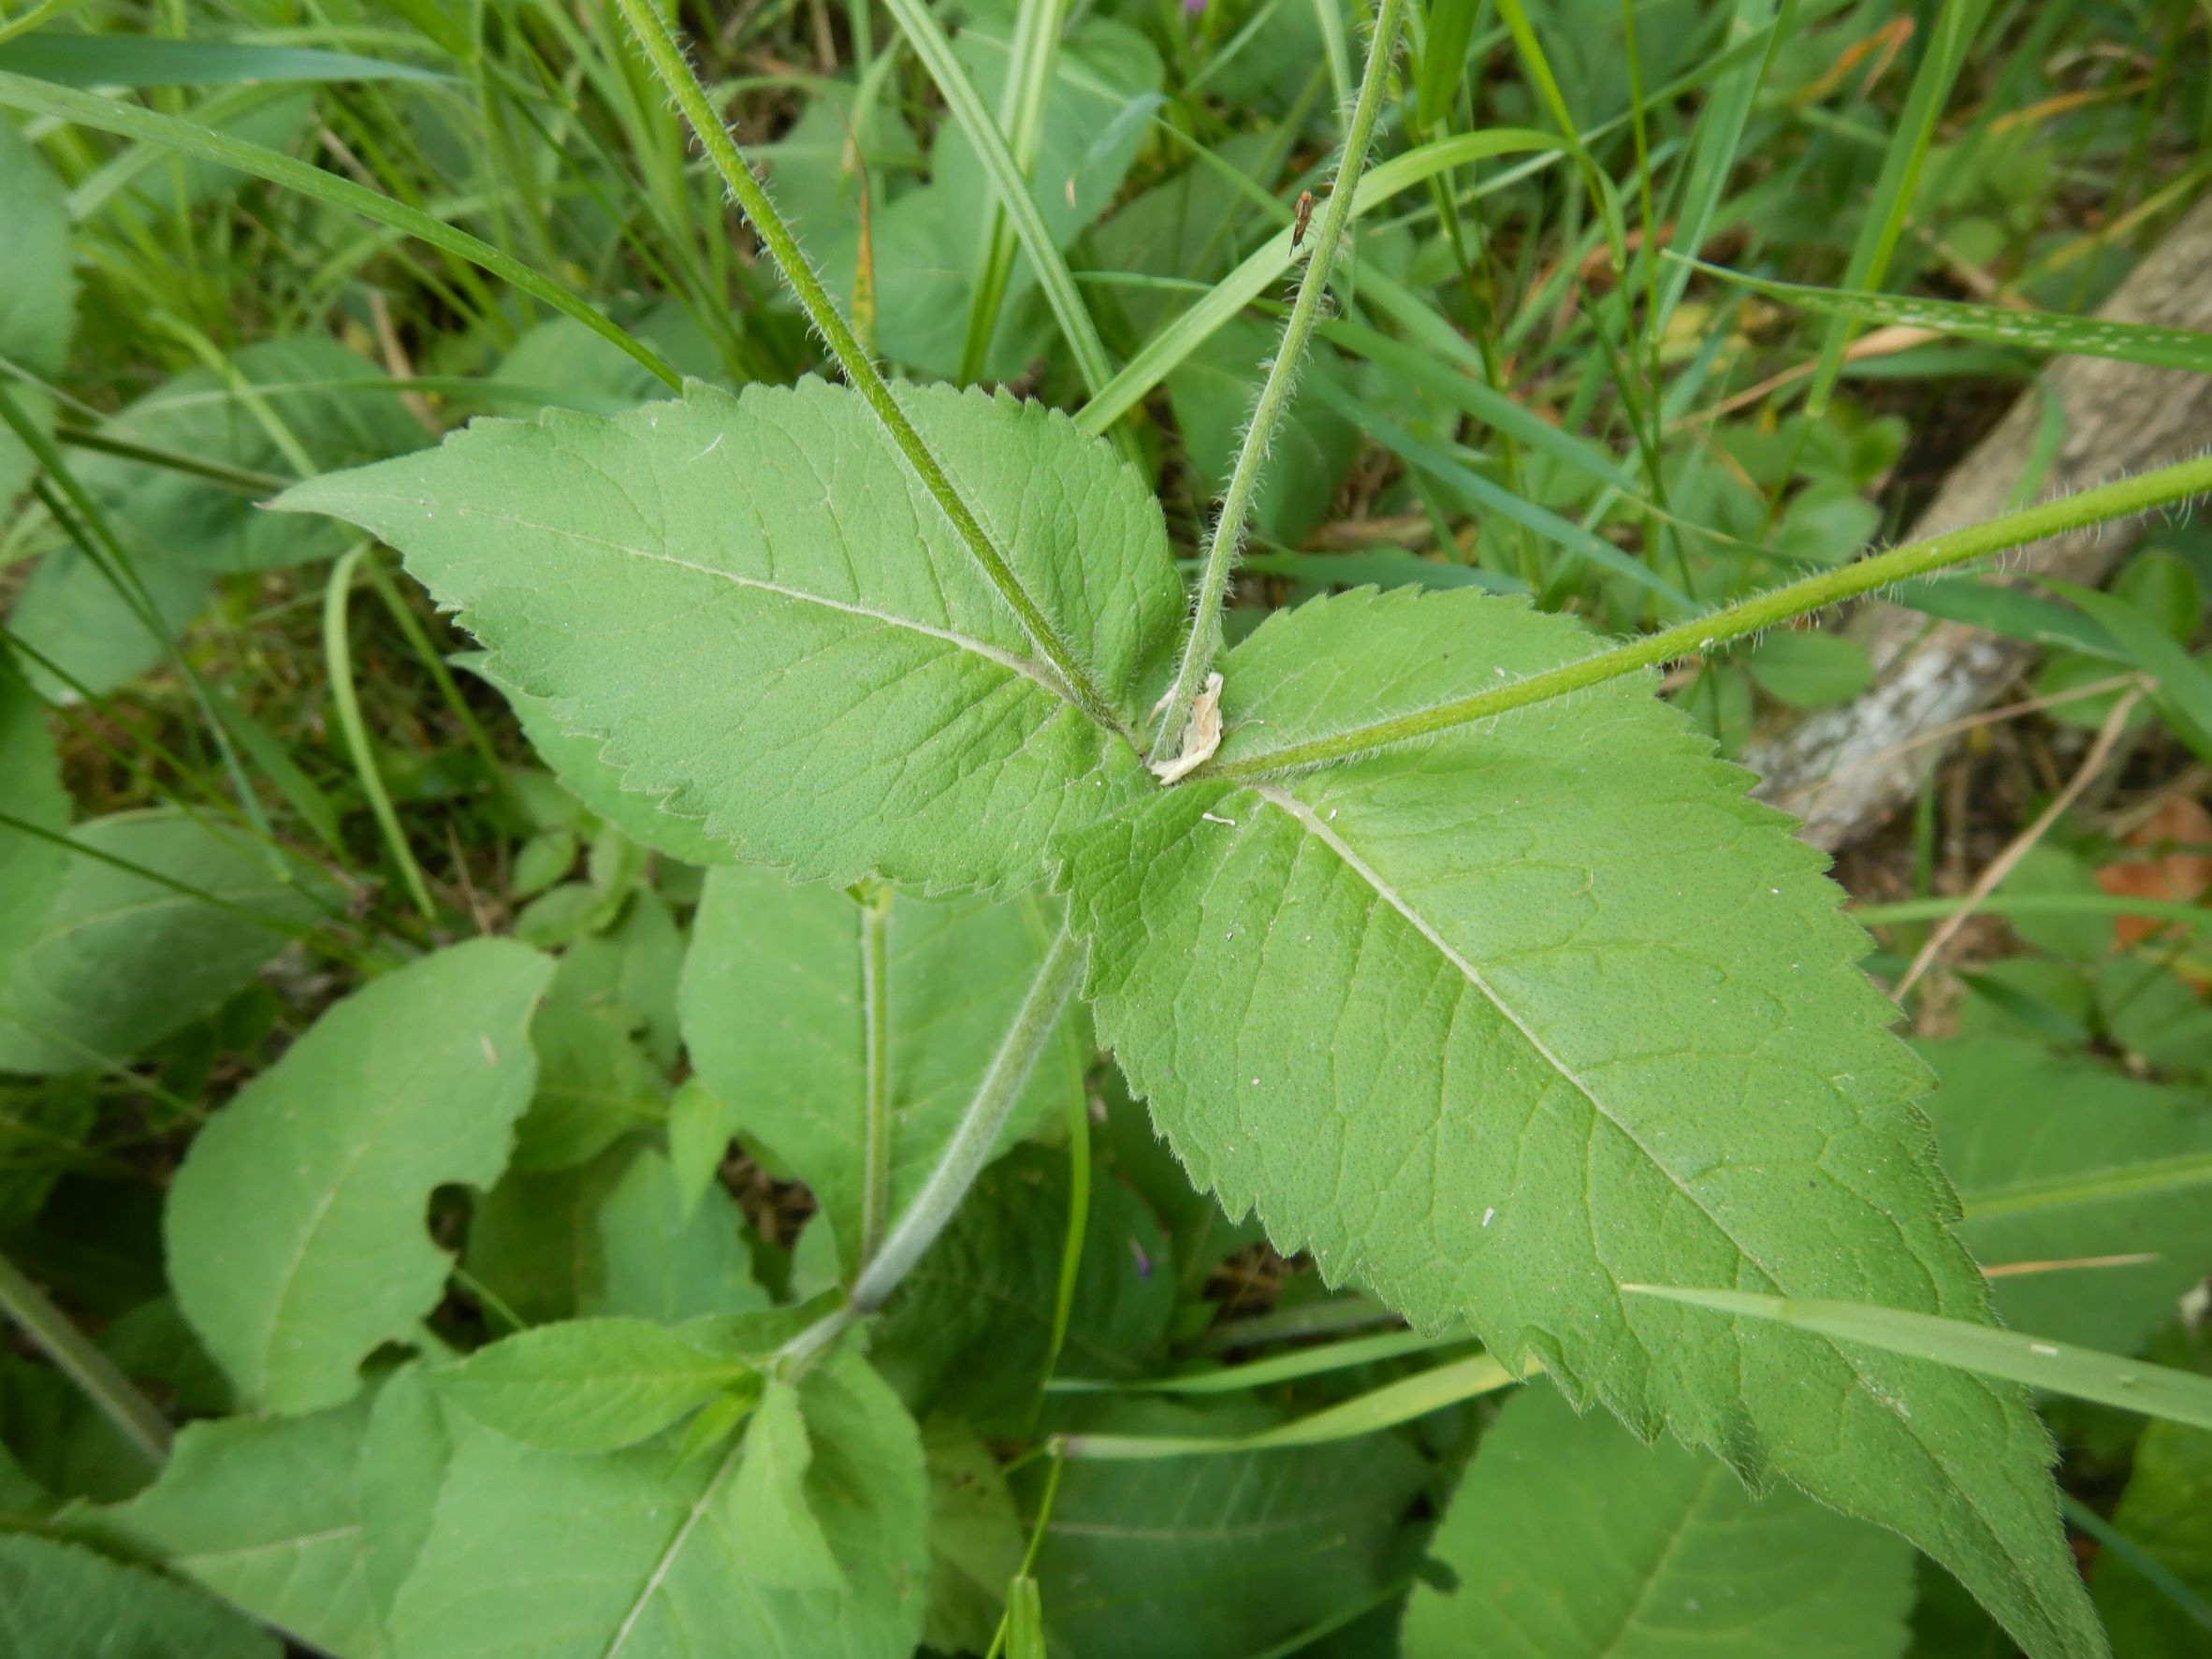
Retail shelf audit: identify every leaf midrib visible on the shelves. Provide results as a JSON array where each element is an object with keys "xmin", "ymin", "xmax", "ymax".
[
  {"xmin": 1247, "ymin": 779, "xmax": 2068, "ymax": 1638},
  {"xmin": 323, "ymin": 490, "xmax": 1082, "ymax": 710}
]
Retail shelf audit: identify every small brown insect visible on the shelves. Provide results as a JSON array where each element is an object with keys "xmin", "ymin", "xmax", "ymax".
[{"xmin": 1290, "ymin": 189, "xmax": 1316, "ymax": 248}]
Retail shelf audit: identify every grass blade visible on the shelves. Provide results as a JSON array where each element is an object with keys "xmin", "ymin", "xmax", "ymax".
[
  {"xmin": 1075, "ymin": 129, "xmax": 1560, "ymax": 434},
  {"xmin": 880, "ymin": 0, "xmax": 1117, "ymax": 402},
  {"xmin": 1623, "ymin": 1284, "xmax": 2212, "ymax": 1430},
  {"xmin": 0, "ymin": 68, "xmax": 680, "ymax": 390},
  {"xmin": 1057, "ymin": 1352, "xmax": 1531, "ymax": 1458},
  {"xmin": 1681, "ymin": 256, "xmax": 2212, "ymax": 374}
]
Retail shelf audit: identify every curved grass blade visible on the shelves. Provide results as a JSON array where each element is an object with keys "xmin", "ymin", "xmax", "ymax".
[
  {"xmin": 1058, "ymin": 1352, "xmax": 1530, "ymax": 1458},
  {"xmin": 0, "ymin": 69, "xmax": 680, "ymax": 391},
  {"xmin": 1681, "ymin": 257, "xmax": 2212, "ymax": 375},
  {"xmin": 1624, "ymin": 1285, "xmax": 2212, "ymax": 1431}
]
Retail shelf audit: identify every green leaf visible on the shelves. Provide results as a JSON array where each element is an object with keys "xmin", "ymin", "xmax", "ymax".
[
  {"xmin": 666, "ymin": 1079, "xmax": 736, "ymax": 1221},
  {"xmin": 464, "ymin": 1141, "xmax": 772, "ymax": 1328},
  {"xmin": 88, "ymin": 1393, "xmax": 383, "ymax": 1658},
  {"xmin": 0, "ymin": 809, "xmax": 331, "ymax": 1076},
  {"xmin": 468, "ymin": 655, "xmax": 737, "ymax": 867},
  {"xmin": 680, "ymin": 868, "xmax": 1084, "ymax": 1276},
  {"xmin": 728, "ymin": 1377, "xmax": 844, "ymax": 1589},
  {"xmin": 1625, "ymin": 1284, "xmax": 2212, "ymax": 1432},
  {"xmin": 511, "ymin": 942, "xmax": 668, "ymax": 1171},
  {"xmin": 357, "ymin": 1362, "xmax": 451, "ymax": 1633},
  {"xmin": 167, "ymin": 939, "xmax": 553, "ymax": 1414},
  {"xmin": 1062, "ymin": 587, "xmax": 2102, "ymax": 1659},
  {"xmin": 386, "ymin": 1346, "xmax": 927, "ymax": 1659},
  {"xmin": 1021, "ymin": 1397, "xmax": 1430, "ymax": 1659},
  {"xmin": 71, "ymin": 338, "xmax": 427, "ymax": 574},
  {"xmin": 2093, "ymin": 1423, "xmax": 2212, "ymax": 1653},
  {"xmin": 433, "ymin": 1317, "xmax": 754, "ymax": 1453},
  {"xmin": 1402, "ymin": 1382, "xmax": 1916, "ymax": 1658},
  {"xmin": 1745, "ymin": 629, "xmax": 1875, "ymax": 707},
  {"xmin": 0, "ymin": 1532, "xmax": 282, "ymax": 1658},
  {"xmin": 277, "ymin": 380, "xmax": 1185, "ymax": 894},
  {"xmin": 1920, "ymin": 1036, "xmax": 2212, "ymax": 1355},
  {"xmin": 0, "ymin": 118, "xmax": 73, "ymax": 380},
  {"xmin": 0, "ymin": 117, "xmax": 73, "ymax": 507},
  {"xmin": 924, "ymin": 1420, "xmax": 1026, "ymax": 1655},
  {"xmin": 0, "ymin": 665, "xmax": 67, "ymax": 994},
  {"xmin": 873, "ymin": 1145, "xmax": 1173, "ymax": 1431}
]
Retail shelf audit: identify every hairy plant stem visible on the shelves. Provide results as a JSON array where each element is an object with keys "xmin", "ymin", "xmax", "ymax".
[
  {"xmin": 0, "ymin": 1250, "xmax": 170, "ymax": 1463},
  {"xmin": 1208, "ymin": 453, "xmax": 2212, "ymax": 780},
  {"xmin": 1147, "ymin": 0, "xmax": 1408, "ymax": 766},
  {"xmin": 611, "ymin": 0, "xmax": 1128, "ymax": 739},
  {"xmin": 850, "ymin": 927, "xmax": 1085, "ymax": 1314}
]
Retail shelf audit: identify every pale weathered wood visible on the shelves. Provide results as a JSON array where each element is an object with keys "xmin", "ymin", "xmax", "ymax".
[{"xmin": 1746, "ymin": 194, "xmax": 2212, "ymax": 850}]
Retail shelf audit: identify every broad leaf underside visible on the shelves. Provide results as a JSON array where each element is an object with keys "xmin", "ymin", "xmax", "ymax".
[
  {"xmin": 277, "ymin": 378, "xmax": 1186, "ymax": 895},
  {"xmin": 1062, "ymin": 588, "xmax": 2101, "ymax": 1659}
]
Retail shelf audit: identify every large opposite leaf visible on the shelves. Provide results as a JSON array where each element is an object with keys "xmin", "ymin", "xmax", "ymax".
[
  {"xmin": 386, "ymin": 1346, "xmax": 927, "ymax": 1659},
  {"xmin": 681, "ymin": 868, "xmax": 1084, "ymax": 1274},
  {"xmin": 277, "ymin": 379, "xmax": 1184, "ymax": 894},
  {"xmin": 1062, "ymin": 588, "xmax": 2100, "ymax": 1659},
  {"xmin": 90, "ymin": 1394, "xmax": 382, "ymax": 1657},
  {"xmin": 167, "ymin": 939, "xmax": 552, "ymax": 1413},
  {"xmin": 1403, "ymin": 1382, "xmax": 1914, "ymax": 1657},
  {"xmin": 1920, "ymin": 1035, "xmax": 2212, "ymax": 1354},
  {"xmin": 0, "ymin": 809, "xmax": 331, "ymax": 1075}
]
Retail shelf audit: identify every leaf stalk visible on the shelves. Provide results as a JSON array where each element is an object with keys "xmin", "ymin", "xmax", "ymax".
[{"xmin": 1209, "ymin": 453, "xmax": 2212, "ymax": 780}]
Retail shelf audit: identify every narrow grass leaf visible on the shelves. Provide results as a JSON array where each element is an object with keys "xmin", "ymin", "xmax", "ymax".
[{"xmin": 1624, "ymin": 1284, "xmax": 2212, "ymax": 1431}]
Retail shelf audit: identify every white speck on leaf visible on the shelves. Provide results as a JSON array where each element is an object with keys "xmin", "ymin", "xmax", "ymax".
[{"xmin": 1481, "ymin": 1207, "xmax": 1496, "ymax": 1227}]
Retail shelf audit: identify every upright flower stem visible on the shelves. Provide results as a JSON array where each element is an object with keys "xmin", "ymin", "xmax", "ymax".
[
  {"xmin": 1148, "ymin": 0, "xmax": 1409, "ymax": 766},
  {"xmin": 1209, "ymin": 453, "xmax": 2212, "ymax": 780},
  {"xmin": 611, "ymin": 0, "xmax": 1128, "ymax": 738}
]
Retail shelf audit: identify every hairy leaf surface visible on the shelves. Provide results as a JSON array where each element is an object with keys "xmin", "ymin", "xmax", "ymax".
[
  {"xmin": 1063, "ymin": 588, "xmax": 2100, "ymax": 1658},
  {"xmin": 681, "ymin": 868, "xmax": 1084, "ymax": 1274},
  {"xmin": 386, "ymin": 1346, "xmax": 926, "ymax": 1659},
  {"xmin": 167, "ymin": 939, "xmax": 552, "ymax": 1413},
  {"xmin": 278, "ymin": 379, "xmax": 1184, "ymax": 893},
  {"xmin": 1921, "ymin": 1036, "xmax": 2212, "ymax": 1354},
  {"xmin": 1403, "ymin": 1382, "xmax": 1914, "ymax": 1657}
]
